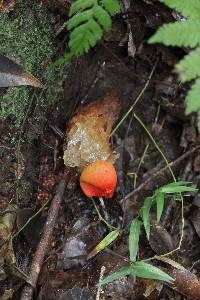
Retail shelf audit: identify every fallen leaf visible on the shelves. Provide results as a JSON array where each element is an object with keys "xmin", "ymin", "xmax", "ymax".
[
  {"xmin": 0, "ymin": 54, "xmax": 44, "ymax": 88},
  {"xmin": 63, "ymin": 92, "xmax": 121, "ymax": 169}
]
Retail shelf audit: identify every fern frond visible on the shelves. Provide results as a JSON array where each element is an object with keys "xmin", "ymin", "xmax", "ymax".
[
  {"xmin": 160, "ymin": 0, "xmax": 200, "ymax": 19},
  {"xmin": 149, "ymin": 19, "xmax": 200, "ymax": 47},
  {"xmin": 100, "ymin": 0, "xmax": 121, "ymax": 15},
  {"xmin": 176, "ymin": 47, "xmax": 200, "ymax": 81},
  {"xmin": 186, "ymin": 78, "xmax": 200, "ymax": 114},
  {"xmin": 64, "ymin": 0, "xmax": 120, "ymax": 60}
]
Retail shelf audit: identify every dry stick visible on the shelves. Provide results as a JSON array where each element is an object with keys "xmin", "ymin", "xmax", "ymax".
[
  {"xmin": 120, "ymin": 146, "xmax": 199, "ymax": 205},
  {"xmin": 165, "ymin": 267, "xmax": 200, "ymax": 300},
  {"xmin": 20, "ymin": 173, "xmax": 70, "ymax": 300}
]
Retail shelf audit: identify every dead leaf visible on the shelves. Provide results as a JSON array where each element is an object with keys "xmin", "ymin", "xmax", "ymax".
[
  {"xmin": 0, "ymin": 204, "xmax": 17, "ymax": 264},
  {"xmin": 0, "ymin": 54, "xmax": 44, "ymax": 88},
  {"xmin": 0, "ymin": 204, "xmax": 31, "ymax": 285},
  {"xmin": 63, "ymin": 92, "xmax": 121, "ymax": 169},
  {"xmin": 0, "ymin": 0, "xmax": 15, "ymax": 12}
]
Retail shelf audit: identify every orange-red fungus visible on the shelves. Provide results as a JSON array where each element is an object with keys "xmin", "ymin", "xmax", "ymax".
[{"xmin": 80, "ymin": 160, "xmax": 117, "ymax": 198}]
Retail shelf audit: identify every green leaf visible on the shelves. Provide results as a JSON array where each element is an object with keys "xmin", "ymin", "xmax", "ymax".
[
  {"xmin": 67, "ymin": 9, "xmax": 93, "ymax": 30},
  {"xmin": 100, "ymin": 0, "xmax": 120, "ymax": 15},
  {"xmin": 98, "ymin": 265, "xmax": 131, "ymax": 286},
  {"xmin": 87, "ymin": 229, "xmax": 120, "ymax": 259},
  {"xmin": 69, "ymin": 0, "xmax": 96, "ymax": 16},
  {"xmin": 156, "ymin": 192, "xmax": 164, "ymax": 223},
  {"xmin": 186, "ymin": 78, "xmax": 200, "ymax": 114},
  {"xmin": 176, "ymin": 48, "xmax": 200, "ymax": 81},
  {"xmin": 160, "ymin": 0, "xmax": 200, "ymax": 19},
  {"xmin": 140, "ymin": 197, "xmax": 154, "ymax": 239},
  {"xmin": 132, "ymin": 261, "xmax": 174, "ymax": 283},
  {"xmin": 160, "ymin": 185, "xmax": 197, "ymax": 194},
  {"xmin": 163, "ymin": 181, "xmax": 192, "ymax": 186},
  {"xmin": 129, "ymin": 218, "xmax": 141, "ymax": 262},
  {"xmin": 149, "ymin": 19, "xmax": 200, "ymax": 48},
  {"xmin": 69, "ymin": 24, "xmax": 94, "ymax": 54},
  {"xmin": 93, "ymin": 5, "xmax": 112, "ymax": 31}
]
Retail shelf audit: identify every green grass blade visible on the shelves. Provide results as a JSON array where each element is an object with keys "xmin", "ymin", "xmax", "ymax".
[
  {"xmin": 163, "ymin": 181, "xmax": 192, "ymax": 187},
  {"xmin": 98, "ymin": 265, "xmax": 131, "ymax": 286},
  {"xmin": 160, "ymin": 185, "xmax": 197, "ymax": 194},
  {"xmin": 129, "ymin": 218, "xmax": 141, "ymax": 262},
  {"xmin": 132, "ymin": 261, "xmax": 174, "ymax": 283},
  {"xmin": 156, "ymin": 192, "xmax": 165, "ymax": 223},
  {"xmin": 87, "ymin": 229, "xmax": 120, "ymax": 259},
  {"xmin": 140, "ymin": 197, "xmax": 154, "ymax": 239}
]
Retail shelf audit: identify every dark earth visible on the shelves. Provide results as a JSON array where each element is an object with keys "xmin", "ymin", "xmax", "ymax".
[{"xmin": 1, "ymin": 0, "xmax": 200, "ymax": 299}]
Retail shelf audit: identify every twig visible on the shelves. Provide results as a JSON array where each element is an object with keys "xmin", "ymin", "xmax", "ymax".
[
  {"xmin": 165, "ymin": 267, "xmax": 200, "ymax": 300},
  {"xmin": 96, "ymin": 265, "xmax": 106, "ymax": 300},
  {"xmin": 20, "ymin": 171, "xmax": 71, "ymax": 300},
  {"xmin": 120, "ymin": 146, "xmax": 199, "ymax": 204}
]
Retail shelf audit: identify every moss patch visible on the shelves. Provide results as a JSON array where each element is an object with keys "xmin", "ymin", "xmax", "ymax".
[{"xmin": 0, "ymin": 0, "xmax": 65, "ymax": 128}]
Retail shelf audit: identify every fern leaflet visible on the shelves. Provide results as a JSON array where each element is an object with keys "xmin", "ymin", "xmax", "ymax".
[
  {"xmin": 160, "ymin": 0, "xmax": 200, "ymax": 19},
  {"xmin": 149, "ymin": 19, "xmax": 200, "ymax": 47},
  {"xmin": 186, "ymin": 78, "xmax": 200, "ymax": 114},
  {"xmin": 176, "ymin": 47, "xmax": 200, "ymax": 81}
]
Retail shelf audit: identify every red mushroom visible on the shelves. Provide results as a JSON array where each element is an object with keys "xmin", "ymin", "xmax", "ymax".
[{"xmin": 80, "ymin": 160, "xmax": 117, "ymax": 198}]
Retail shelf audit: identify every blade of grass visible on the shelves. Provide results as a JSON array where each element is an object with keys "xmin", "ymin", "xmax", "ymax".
[
  {"xmin": 156, "ymin": 192, "xmax": 165, "ymax": 223},
  {"xmin": 97, "ymin": 265, "xmax": 131, "ymax": 286},
  {"xmin": 133, "ymin": 113, "xmax": 186, "ymax": 258},
  {"xmin": 132, "ymin": 261, "xmax": 173, "ymax": 283},
  {"xmin": 12, "ymin": 197, "xmax": 51, "ymax": 239},
  {"xmin": 87, "ymin": 229, "xmax": 120, "ymax": 259},
  {"xmin": 160, "ymin": 185, "xmax": 197, "ymax": 194},
  {"xmin": 140, "ymin": 197, "xmax": 154, "ymax": 239},
  {"xmin": 129, "ymin": 218, "xmax": 141, "ymax": 262}
]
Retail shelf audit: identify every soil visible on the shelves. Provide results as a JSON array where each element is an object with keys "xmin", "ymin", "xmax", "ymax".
[{"xmin": 1, "ymin": 0, "xmax": 200, "ymax": 299}]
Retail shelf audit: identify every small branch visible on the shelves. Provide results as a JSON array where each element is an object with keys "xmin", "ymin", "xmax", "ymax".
[
  {"xmin": 20, "ymin": 171, "xmax": 71, "ymax": 300},
  {"xmin": 166, "ymin": 267, "xmax": 200, "ymax": 300},
  {"xmin": 120, "ymin": 146, "xmax": 199, "ymax": 204}
]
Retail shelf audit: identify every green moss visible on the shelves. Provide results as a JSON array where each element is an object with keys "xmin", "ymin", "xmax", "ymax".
[
  {"xmin": 0, "ymin": 0, "xmax": 62, "ymax": 127},
  {"xmin": 1, "ymin": 87, "xmax": 30, "ymax": 127}
]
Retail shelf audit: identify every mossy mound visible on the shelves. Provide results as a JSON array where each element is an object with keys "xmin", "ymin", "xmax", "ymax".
[{"xmin": 0, "ymin": 0, "xmax": 66, "ymax": 128}]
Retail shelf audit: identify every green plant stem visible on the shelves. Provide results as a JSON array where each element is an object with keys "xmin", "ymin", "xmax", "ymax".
[
  {"xmin": 133, "ymin": 112, "xmax": 176, "ymax": 182},
  {"xmin": 12, "ymin": 197, "xmax": 51, "ymax": 239},
  {"xmin": 92, "ymin": 198, "xmax": 118, "ymax": 231},
  {"xmin": 133, "ymin": 144, "xmax": 149, "ymax": 189},
  {"xmin": 133, "ymin": 112, "xmax": 185, "ymax": 258},
  {"xmin": 110, "ymin": 62, "xmax": 157, "ymax": 136}
]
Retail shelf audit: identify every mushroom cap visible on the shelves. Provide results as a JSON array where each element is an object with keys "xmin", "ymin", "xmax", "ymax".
[{"xmin": 80, "ymin": 160, "xmax": 117, "ymax": 198}]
